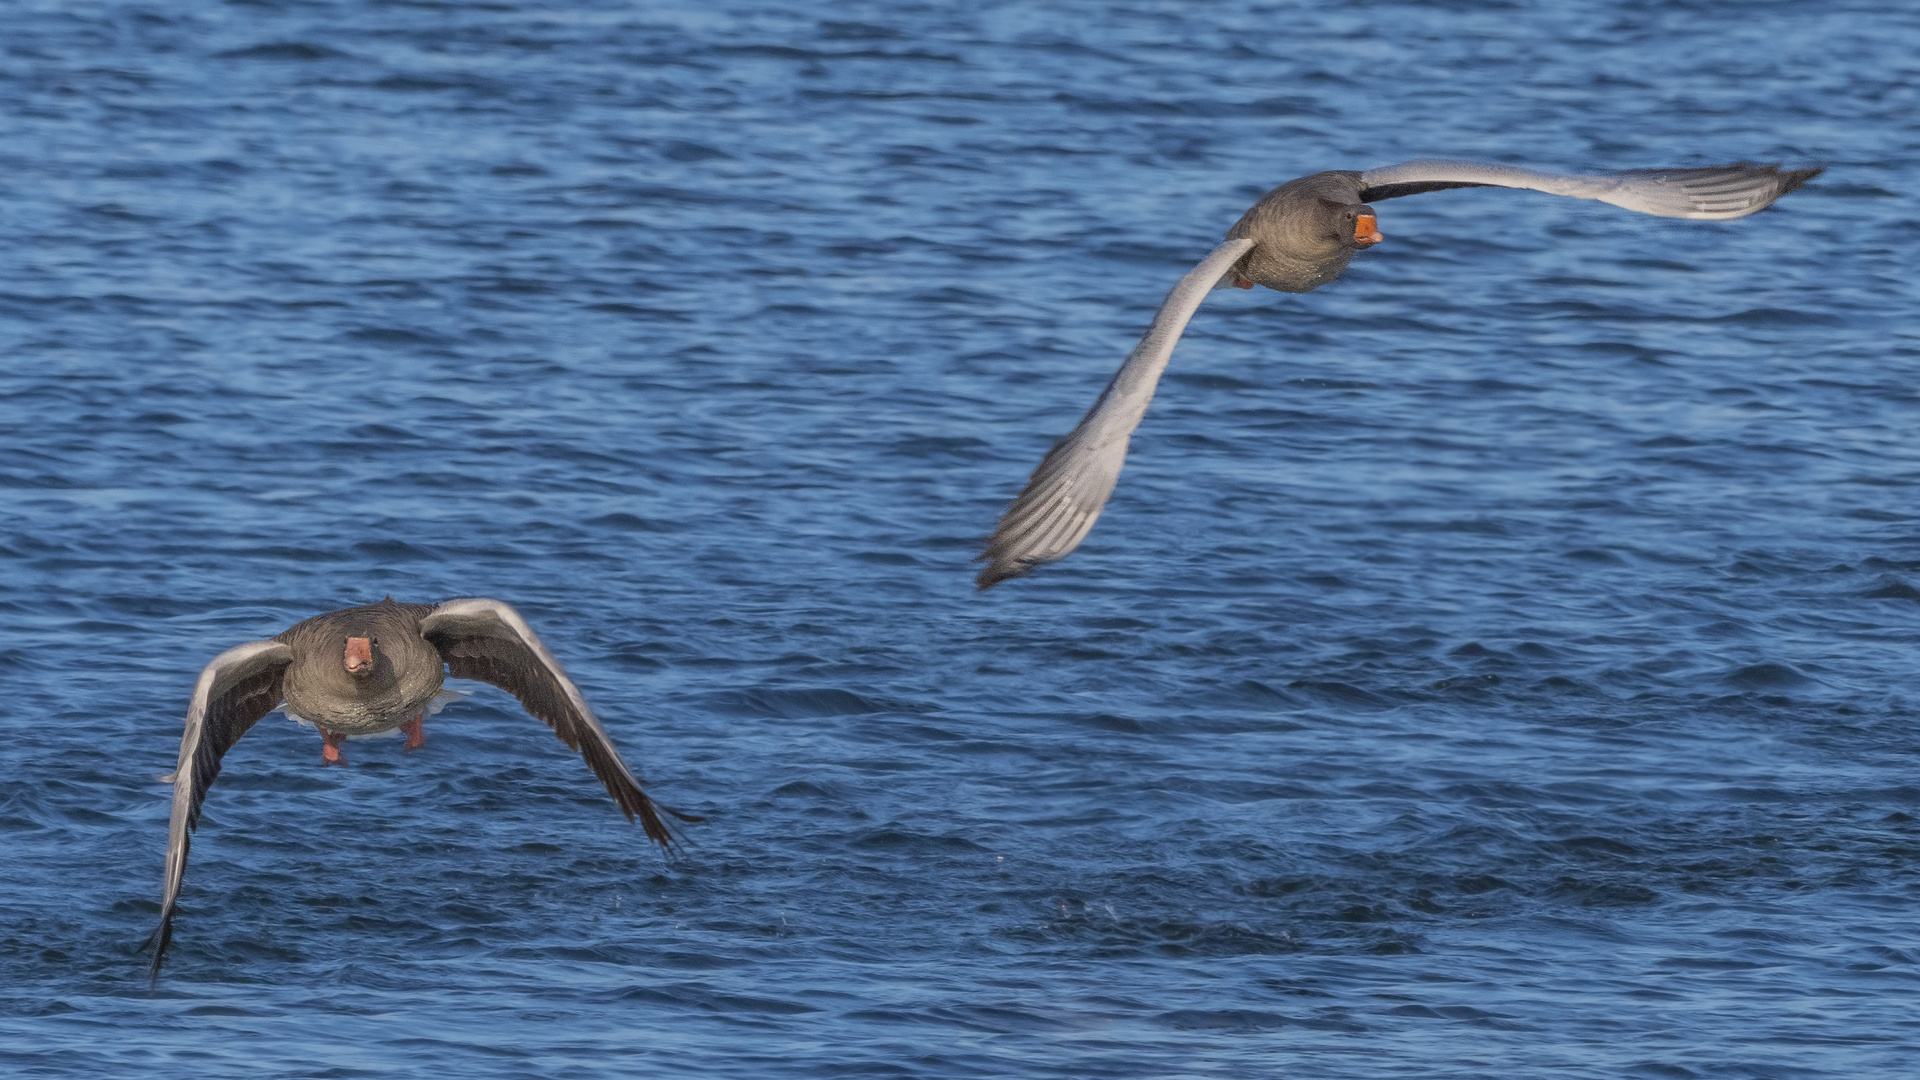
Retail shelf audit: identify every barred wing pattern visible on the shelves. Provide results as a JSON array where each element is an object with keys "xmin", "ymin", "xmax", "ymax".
[
  {"xmin": 976, "ymin": 238, "xmax": 1256, "ymax": 589},
  {"xmin": 418, "ymin": 598, "xmax": 696, "ymax": 852},
  {"xmin": 1357, "ymin": 159, "xmax": 1822, "ymax": 220},
  {"xmin": 151, "ymin": 639, "xmax": 293, "ymax": 980}
]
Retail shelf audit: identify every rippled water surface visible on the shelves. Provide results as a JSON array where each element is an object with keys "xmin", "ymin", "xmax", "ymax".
[{"xmin": 3, "ymin": 1, "xmax": 1917, "ymax": 1076}]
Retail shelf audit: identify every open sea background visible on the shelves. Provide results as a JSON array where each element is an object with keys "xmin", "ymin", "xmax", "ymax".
[{"xmin": 2, "ymin": 1, "xmax": 1916, "ymax": 1076}]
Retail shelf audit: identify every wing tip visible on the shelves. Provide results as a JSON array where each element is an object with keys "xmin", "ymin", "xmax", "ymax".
[
  {"xmin": 1773, "ymin": 162, "xmax": 1825, "ymax": 199},
  {"xmin": 625, "ymin": 785, "xmax": 701, "ymax": 861},
  {"xmin": 1687, "ymin": 161, "xmax": 1824, "ymax": 216},
  {"xmin": 973, "ymin": 552, "xmax": 1039, "ymax": 591},
  {"xmin": 973, "ymin": 507, "xmax": 1045, "ymax": 591},
  {"xmin": 975, "ymin": 466, "xmax": 1098, "ymax": 591},
  {"xmin": 975, "ymin": 510, "xmax": 1056, "ymax": 589},
  {"xmin": 144, "ymin": 915, "xmax": 173, "ymax": 985},
  {"xmin": 1719, "ymin": 161, "xmax": 1824, "ymax": 218}
]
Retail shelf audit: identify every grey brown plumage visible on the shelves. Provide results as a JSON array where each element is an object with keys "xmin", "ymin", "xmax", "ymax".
[
  {"xmin": 278, "ymin": 599, "xmax": 441, "ymax": 734},
  {"xmin": 1224, "ymin": 171, "xmax": 1368, "ymax": 292},
  {"xmin": 148, "ymin": 597, "xmax": 694, "ymax": 981},
  {"xmin": 976, "ymin": 158, "xmax": 1821, "ymax": 589}
]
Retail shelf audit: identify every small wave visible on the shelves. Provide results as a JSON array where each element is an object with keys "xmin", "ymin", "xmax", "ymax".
[
  {"xmin": 1723, "ymin": 661, "xmax": 1812, "ymax": 689},
  {"xmin": 216, "ymin": 42, "xmax": 350, "ymax": 61},
  {"xmin": 699, "ymin": 686, "xmax": 888, "ymax": 718}
]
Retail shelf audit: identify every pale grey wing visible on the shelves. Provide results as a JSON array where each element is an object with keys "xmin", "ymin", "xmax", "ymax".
[
  {"xmin": 417, "ymin": 598, "xmax": 695, "ymax": 853},
  {"xmin": 1358, "ymin": 158, "xmax": 1821, "ymax": 220},
  {"xmin": 976, "ymin": 238, "xmax": 1258, "ymax": 589},
  {"xmin": 151, "ymin": 639, "xmax": 292, "ymax": 982}
]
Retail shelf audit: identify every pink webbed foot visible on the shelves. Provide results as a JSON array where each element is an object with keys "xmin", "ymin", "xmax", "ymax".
[
  {"xmin": 320, "ymin": 728, "xmax": 346, "ymax": 766},
  {"xmin": 1232, "ymin": 273, "xmax": 1254, "ymax": 290},
  {"xmin": 401, "ymin": 713, "xmax": 425, "ymax": 752}
]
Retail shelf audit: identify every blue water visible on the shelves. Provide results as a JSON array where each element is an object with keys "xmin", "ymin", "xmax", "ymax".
[{"xmin": 2, "ymin": 1, "xmax": 1916, "ymax": 1076}]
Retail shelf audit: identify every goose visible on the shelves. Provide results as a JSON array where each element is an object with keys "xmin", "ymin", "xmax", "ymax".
[
  {"xmin": 147, "ymin": 596, "xmax": 696, "ymax": 979},
  {"xmin": 976, "ymin": 158, "xmax": 1822, "ymax": 589}
]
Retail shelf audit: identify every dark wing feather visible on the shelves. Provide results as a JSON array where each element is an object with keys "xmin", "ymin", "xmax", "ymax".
[
  {"xmin": 417, "ymin": 599, "xmax": 695, "ymax": 854},
  {"xmin": 1357, "ymin": 180, "xmax": 1496, "ymax": 202},
  {"xmin": 150, "ymin": 640, "xmax": 292, "ymax": 982}
]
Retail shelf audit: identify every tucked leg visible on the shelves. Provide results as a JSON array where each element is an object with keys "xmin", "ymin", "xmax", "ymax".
[
  {"xmin": 401, "ymin": 712, "xmax": 426, "ymax": 752},
  {"xmin": 320, "ymin": 728, "xmax": 346, "ymax": 766}
]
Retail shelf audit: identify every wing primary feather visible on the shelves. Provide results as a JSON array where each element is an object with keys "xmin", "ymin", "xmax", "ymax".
[
  {"xmin": 418, "ymin": 599, "xmax": 697, "ymax": 857},
  {"xmin": 1355, "ymin": 159, "xmax": 1820, "ymax": 220},
  {"xmin": 148, "ymin": 640, "xmax": 291, "ymax": 983}
]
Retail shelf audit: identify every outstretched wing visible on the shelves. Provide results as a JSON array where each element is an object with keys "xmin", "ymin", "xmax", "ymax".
[
  {"xmin": 151, "ymin": 639, "xmax": 292, "ymax": 981},
  {"xmin": 1357, "ymin": 159, "xmax": 1821, "ymax": 220},
  {"xmin": 976, "ymin": 238, "xmax": 1257, "ymax": 589},
  {"xmin": 417, "ymin": 598, "xmax": 695, "ymax": 853}
]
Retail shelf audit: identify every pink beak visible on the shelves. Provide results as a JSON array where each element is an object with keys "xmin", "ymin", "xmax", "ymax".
[{"xmin": 345, "ymin": 636, "xmax": 373, "ymax": 674}]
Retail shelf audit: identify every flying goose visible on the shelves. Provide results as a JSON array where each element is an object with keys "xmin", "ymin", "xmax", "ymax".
[
  {"xmin": 147, "ymin": 596, "xmax": 696, "ymax": 979},
  {"xmin": 976, "ymin": 158, "xmax": 1822, "ymax": 589}
]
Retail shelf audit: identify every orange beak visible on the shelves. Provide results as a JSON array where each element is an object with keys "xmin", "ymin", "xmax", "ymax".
[
  {"xmin": 1354, "ymin": 212, "xmax": 1382, "ymax": 247},
  {"xmin": 345, "ymin": 636, "xmax": 373, "ymax": 674}
]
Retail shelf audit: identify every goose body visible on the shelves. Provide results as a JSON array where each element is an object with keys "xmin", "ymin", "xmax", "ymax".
[
  {"xmin": 278, "ymin": 599, "xmax": 444, "ymax": 735},
  {"xmin": 976, "ymin": 158, "xmax": 1822, "ymax": 589},
  {"xmin": 148, "ymin": 597, "xmax": 695, "ymax": 980}
]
